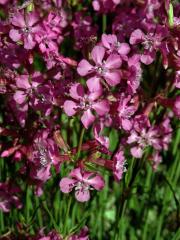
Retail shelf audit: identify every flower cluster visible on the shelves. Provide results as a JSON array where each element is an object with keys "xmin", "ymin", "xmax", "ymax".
[{"xmin": 0, "ymin": 0, "xmax": 179, "ymax": 238}]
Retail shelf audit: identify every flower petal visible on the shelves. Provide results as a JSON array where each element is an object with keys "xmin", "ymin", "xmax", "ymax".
[
  {"xmin": 85, "ymin": 174, "xmax": 105, "ymax": 190},
  {"xmin": 24, "ymin": 34, "xmax": 36, "ymax": 49},
  {"xmin": 131, "ymin": 146, "xmax": 143, "ymax": 158},
  {"xmin": 59, "ymin": 177, "xmax": 76, "ymax": 193},
  {"xmin": 93, "ymin": 122, "xmax": 109, "ymax": 149},
  {"xmin": 77, "ymin": 59, "xmax": 93, "ymax": 76},
  {"xmin": 130, "ymin": 29, "xmax": 145, "ymax": 45},
  {"xmin": 101, "ymin": 33, "xmax": 111, "ymax": 49},
  {"xmin": 92, "ymin": 100, "xmax": 110, "ymax": 116},
  {"xmin": 91, "ymin": 46, "xmax": 105, "ymax": 65},
  {"xmin": 121, "ymin": 118, "xmax": 132, "ymax": 131},
  {"xmin": 16, "ymin": 75, "xmax": 31, "ymax": 89},
  {"xmin": 87, "ymin": 77, "xmax": 102, "ymax": 92},
  {"xmin": 81, "ymin": 109, "xmax": 95, "ymax": 129},
  {"xmin": 26, "ymin": 12, "xmax": 39, "ymax": 27},
  {"xmin": 9, "ymin": 29, "xmax": 21, "ymax": 42},
  {"xmin": 64, "ymin": 100, "xmax": 77, "ymax": 116},
  {"xmin": 13, "ymin": 91, "xmax": 26, "ymax": 104},
  {"xmin": 113, "ymin": 149, "xmax": 125, "ymax": 181},
  {"xmin": 118, "ymin": 43, "xmax": 130, "ymax": 55},
  {"xmin": 104, "ymin": 71, "xmax": 121, "ymax": 86},
  {"xmin": 140, "ymin": 50, "xmax": 155, "ymax": 65},
  {"xmin": 69, "ymin": 83, "xmax": 84, "ymax": 100},
  {"xmin": 11, "ymin": 12, "xmax": 26, "ymax": 28},
  {"xmin": 75, "ymin": 189, "xmax": 90, "ymax": 202},
  {"xmin": 70, "ymin": 168, "xmax": 83, "ymax": 181},
  {"xmin": 105, "ymin": 54, "xmax": 122, "ymax": 69}
]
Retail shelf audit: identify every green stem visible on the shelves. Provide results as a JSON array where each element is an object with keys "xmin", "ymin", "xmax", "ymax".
[
  {"xmin": 0, "ymin": 211, "xmax": 5, "ymax": 234},
  {"xmin": 76, "ymin": 127, "xmax": 85, "ymax": 160},
  {"xmin": 142, "ymin": 165, "xmax": 153, "ymax": 240},
  {"xmin": 114, "ymin": 154, "xmax": 146, "ymax": 239},
  {"xmin": 35, "ymin": 197, "xmax": 43, "ymax": 228},
  {"xmin": 64, "ymin": 196, "xmax": 72, "ymax": 235},
  {"xmin": 42, "ymin": 200, "xmax": 59, "ymax": 232},
  {"xmin": 102, "ymin": 14, "xmax": 107, "ymax": 33},
  {"xmin": 25, "ymin": 185, "xmax": 31, "ymax": 224},
  {"xmin": 155, "ymin": 129, "xmax": 180, "ymax": 240}
]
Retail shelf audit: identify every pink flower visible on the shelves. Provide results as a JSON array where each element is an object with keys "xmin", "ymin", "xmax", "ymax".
[
  {"xmin": 126, "ymin": 54, "xmax": 142, "ymax": 94},
  {"xmin": 0, "ymin": 182, "xmax": 22, "ymax": 212},
  {"xmin": 72, "ymin": 12, "xmax": 98, "ymax": 50},
  {"xmin": 9, "ymin": 11, "xmax": 42, "ymax": 49},
  {"xmin": 150, "ymin": 151, "xmax": 162, "ymax": 171},
  {"xmin": 113, "ymin": 149, "xmax": 127, "ymax": 181},
  {"xmin": 127, "ymin": 115, "xmax": 172, "ymax": 158},
  {"xmin": 173, "ymin": 96, "xmax": 180, "ymax": 118},
  {"xmin": 59, "ymin": 167, "xmax": 105, "ymax": 202},
  {"xmin": 77, "ymin": 45, "xmax": 122, "ymax": 87},
  {"xmin": 117, "ymin": 94, "xmax": 137, "ymax": 131},
  {"xmin": 127, "ymin": 115, "xmax": 159, "ymax": 158},
  {"xmin": 63, "ymin": 83, "xmax": 109, "ymax": 128},
  {"xmin": 27, "ymin": 129, "xmax": 61, "ymax": 196},
  {"xmin": 92, "ymin": 0, "xmax": 120, "ymax": 12},
  {"xmin": 130, "ymin": 25, "xmax": 169, "ymax": 65},
  {"xmin": 93, "ymin": 122, "xmax": 109, "ymax": 149},
  {"xmin": 174, "ymin": 71, "xmax": 180, "ymax": 88},
  {"xmin": 69, "ymin": 226, "xmax": 89, "ymax": 240},
  {"xmin": 101, "ymin": 33, "xmax": 130, "ymax": 60},
  {"xmin": 13, "ymin": 72, "xmax": 53, "ymax": 122},
  {"xmin": 35, "ymin": 27, "xmax": 58, "ymax": 54},
  {"xmin": 0, "ymin": 0, "xmax": 9, "ymax": 4},
  {"xmin": 13, "ymin": 72, "xmax": 43, "ymax": 105}
]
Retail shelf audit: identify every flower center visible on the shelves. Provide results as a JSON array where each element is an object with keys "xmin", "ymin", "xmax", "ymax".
[
  {"xmin": 22, "ymin": 26, "xmax": 31, "ymax": 33},
  {"xmin": 75, "ymin": 181, "xmax": 90, "ymax": 191}
]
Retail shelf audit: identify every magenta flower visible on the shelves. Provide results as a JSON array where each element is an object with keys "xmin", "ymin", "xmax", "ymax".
[
  {"xmin": 13, "ymin": 72, "xmax": 54, "ymax": 121},
  {"xmin": 77, "ymin": 45, "xmax": 122, "ymax": 87},
  {"xmin": 59, "ymin": 167, "xmax": 105, "ymax": 202},
  {"xmin": 113, "ymin": 149, "xmax": 127, "ymax": 181},
  {"xmin": 0, "ymin": 0, "xmax": 9, "ymax": 4},
  {"xmin": 72, "ymin": 12, "xmax": 98, "ymax": 50},
  {"xmin": 63, "ymin": 83, "xmax": 109, "ymax": 128},
  {"xmin": 69, "ymin": 226, "xmax": 89, "ymax": 240},
  {"xmin": 101, "ymin": 33, "xmax": 130, "ymax": 60},
  {"xmin": 34, "ymin": 229, "xmax": 62, "ymax": 240},
  {"xmin": 150, "ymin": 151, "xmax": 162, "ymax": 171},
  {"xmin": 127, "ymin": 114, "xmax": 172, "ymax": 158},
  {"xmin": 0, "ymin": 182, "xmax": 22, "ymax": 212},
  {"xmin": 173, "ymin": 96, "xmax": 180, "ymax": 118},
  {"xmin": 13, "ymin": 72, "xmax": 43, "ymax": 106},
  {"xmin": 127, "ymin": 115, "xmax": 159, "ymax": 158},
  {"xmin": 93, "ymin": 122, "xmax": 109, "ymax": 149},
  {"xmin": 126, "ymin": 54, "xmax": 142, "ymax": 94},
  {"xmin": 31, "ymin": 129, "xmax": 61, "ymax": 172},
  {"xmin": 130, "ymin": 25, "xmax": 169, "ymax": 65},
  {"xmin": 92, "ymin": 0, "xmax": 120, "ymax": 12},
  {"xmin": 35, "ymin": 26, "xmax": 58, "ymax": 54},
  {"xmin": 9, "ymin": 11, "xmax": 42, "ymax": 49},
  {"xmin": 174, "ymin": 71, "xmax": 180, "ymax": 88},
  {"xmin": 117, "ymin": 94, "xmax": 137, "ymax": 131},
  {"xmin": 28, "ymin": 129, "xmax": 61, "ymax": 195}
]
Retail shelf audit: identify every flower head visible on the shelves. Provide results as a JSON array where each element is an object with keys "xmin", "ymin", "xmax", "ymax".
[
  {"xmin": 9, "ymin": 11, "xmax": 42, "ymax": 49},
  {"xmin": 59, "ymin": 167, "xmax": 105, "ymax": 202},
  {"xmin": 77, "ymin": 45, "xmax": 122, "ymax": 87},
  {"xmin": 63, "ymin": 83, "xmax": 109, "ymax": 128}
]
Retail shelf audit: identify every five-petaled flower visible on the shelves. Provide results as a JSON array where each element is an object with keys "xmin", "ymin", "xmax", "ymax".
[
  {"xmin": 77, "ymin": 45, "xmax": 122, "ymax": 89},
  {"xmin": 9, "ymin": 11, "xmax": 42, "ymax": 49},
  {"xmin": 63, "ymin": 83, "xmax": 110, "ymax": 129},
  {"xmin": 59, "ymin": 167, "xmax": 105, "ymax": 202}
]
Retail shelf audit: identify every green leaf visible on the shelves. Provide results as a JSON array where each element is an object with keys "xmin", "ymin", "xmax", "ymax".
[
  {"xmin": 109, "ymin": 129, "xmax": 119, "ymax": 152},
  {"xmin": 168, "ymin": 2, "xmax": 174, "ymax": 28}
]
